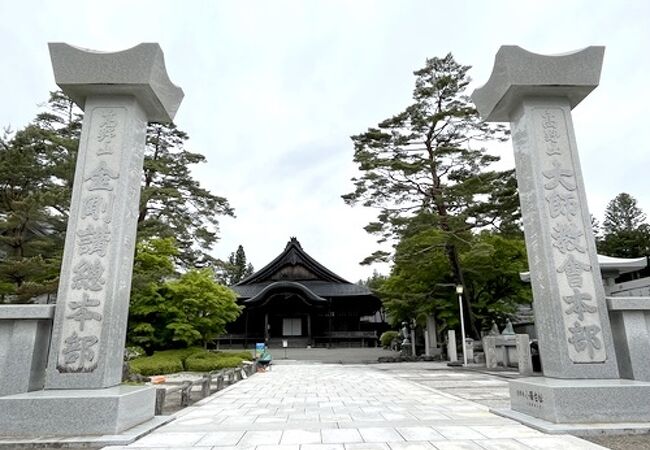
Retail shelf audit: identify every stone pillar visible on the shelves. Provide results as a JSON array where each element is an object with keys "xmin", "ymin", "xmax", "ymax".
[
  {"xmin": 44, "ymin": 43, "xmax": 182, "ymax": 389},
  {"xmin": 472, "ymin": 46, "xmax": 650, "ymax": 426},
  {"xmin": 0, "ymin": 43, "xmax": 183, "ymax": 437},
  {"xmin": 484, "ymin": 336, "xmax": 498, "ymax": 369},
  {"xmin": 516, "ymin": 334, "xmax": 533, "ymax": 376},
  {"xmin": 447, "ymin": 329, "xmax": 457, "ymax": 362},
  {"xmin": 424, "ymin": 325, "xmax": 430, "ymax": 356},
  {"xmin": 465, "ymin": 338, "xmax": 474, "ymax": 362},
  {"xmin": 472, "ymin": 46, "xmax": 618, "ymax": 380},
  {"xmin": 426, "ymin": 315, "xmax": 438, "ymax": 355}
]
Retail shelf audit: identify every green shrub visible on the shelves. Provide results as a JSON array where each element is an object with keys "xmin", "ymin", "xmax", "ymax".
[
  {"xmin": 129, "ymin": 347, "xmax": 249, "ymax": 375},
  {"xmin": 218, "ymin": 350, "xmax": 253, "ymax": 361},
  {"xmin": 129, "ymin": 354, "xmax": 183, "ymax": 376},
  {"xmin": 154, "ymin": 347, "xmax": 204, "ymax": 363},
  {"xmin": 185, "ymin": 352, "xmax": 244, "ymax": 372},
  {"xmin": 380, "ymin": 331, "xmax": 399, "ymax": 348},
  {"xmin": 124, "ymin": 346, "xmax": 146, "ymax": 361},
  {"xmin": 185, "ymin": 352, "xmax": 248, "ymax": 372}
]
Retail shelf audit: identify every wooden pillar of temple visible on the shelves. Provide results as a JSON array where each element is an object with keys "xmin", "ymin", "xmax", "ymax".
[
  {"xmin": 244, "ymin": 310, "xmax": 249, "ymax": 347},
  {"xmin": 328, "ymin": 299, "xmax": 332, "ymax": 349},
  {"xmin": 307, "ymin": 313, "xmax": 312, "ymax": 346},
  {"xmin": 264, "ymin": 312, "xmax": 269, "ymax": 344}
]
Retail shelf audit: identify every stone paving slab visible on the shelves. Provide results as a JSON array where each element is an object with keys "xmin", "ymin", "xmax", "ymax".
[{"xmin": 102, "ymin": 364, "xmax": 606, "ymax": 450}]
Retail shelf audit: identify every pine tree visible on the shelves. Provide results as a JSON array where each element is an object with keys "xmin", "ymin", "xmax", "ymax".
[
  {"xmin": 342, "ymin": 54, "xmax": 516, "ymax": 337},
  {"xmin": 139, "ymin": 123, "xmax": 234, "ymax": 267},
  {"xmin": 599, "ymin": 193, "xmax": 650, "ymax": 258},
  {"xmin": 218, "ymin": 245, "xmax": 254, "ymax": 285},
  {"xmin": 0, "ymin": 92, "xmax": 233, "ymax": 302}
]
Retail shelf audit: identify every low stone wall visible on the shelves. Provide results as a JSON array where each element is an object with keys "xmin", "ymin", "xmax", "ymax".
[
  {"xmin": 0, "ymin": 304, "xmax": 54, "ymax": 396},
  {"xmin": 483, "ymin": 334, "xmax": 533, "ymax": 375},
  {"xmin": 609, "ymin": 278, "xmax": 650, "ymax": 297},
  {"xmin": 608, "ymin": 297, "xmax": 650, "ymax": 381}
]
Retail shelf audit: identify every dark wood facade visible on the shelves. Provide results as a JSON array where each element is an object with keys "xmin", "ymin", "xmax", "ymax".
[{"xmin": 223, "ymin": 238, "xmax": 382, "ymax": 348}]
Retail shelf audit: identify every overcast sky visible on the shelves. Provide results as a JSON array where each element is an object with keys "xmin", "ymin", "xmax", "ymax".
[{"xmin": 1, "ymin": 1, "xmax": 649, "ymax": 282}]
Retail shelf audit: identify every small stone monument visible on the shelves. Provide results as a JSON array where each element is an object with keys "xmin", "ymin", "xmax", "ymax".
[
  {"xmin": 472, "ymin": 46, "xmax": 650, "ymax": 426},
  {"xmin": 0, "ymin": 43, "xmax": 183, "ymax": 436},
  {"xmin": 447, "ymin": 329, "xmax": 457, "ymax": 362}
]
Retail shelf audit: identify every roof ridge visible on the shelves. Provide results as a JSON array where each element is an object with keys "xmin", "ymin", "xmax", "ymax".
[{"xmin": 235, "ymin": 237, "xmax": 351, "ymax": 286}]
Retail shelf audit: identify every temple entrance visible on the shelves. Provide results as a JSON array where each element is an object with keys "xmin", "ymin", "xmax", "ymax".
[
  {"xmin": 221, "ymin": 238, "xmax": 385, "ymax": 348},
  {"xmin": 282, "ymin": 317, "xmax": 302, "ymax": 336}
]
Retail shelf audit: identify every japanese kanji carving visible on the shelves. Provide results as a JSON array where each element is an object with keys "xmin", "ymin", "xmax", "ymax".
[
  {"xmin": 77, "ymin": 224, "xmax": 111, "ymax": 257},
  {"xmin": 546, "ymin": 191, "xmax": 578, "ymax": 219},
  {"xmin": 551, "ymin": 222, "xmax": 585, "ymax": 254},
  {"xmin": 96, "ymin": 110, "xmax": 118, "ymax": 156},
  {"xmin": 61, "ymin": 331, "xmax": 99, "ymax": 368},
  {"xmin": 557, "ymin": 254, "xmax": 591, "ymax": 288},
  {"xmin": 543, "ymin": 160, "xmax": 576, "ymax": 191},
  {"xmin": 568, "ymin": 321, "xmax": 602, "ymax": 359},
  {"xmin": 541, "ymin": 110, "xmax": 561, "ymax": 156},
  {"xmin": 66, "ymin": 293, "xmax": 102, "ymax": 331},
  {"xmin": 85, "ymin": 161, "xmax": 119, "ymax": 191},
  {"xmin": 81, "ymin": 195, "xmax": 106, "ymax": 221},
  {"xmin": 71, "ymin": 259, "xmax": 105, "ymax": 291},
  {"xmin": 563, "ymin": 288, "xmax": 596, "ymax": 321}
]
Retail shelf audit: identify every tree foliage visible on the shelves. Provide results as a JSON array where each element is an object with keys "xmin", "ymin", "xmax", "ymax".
[
  {"xmin": 376, "ymin": 227, "xmax": 531, "ymax": 339},
  {"xmin": 217, "ymin": 244, "xmax": 254, "ymax": 285},
  {"xmin": 598, "ymin": 192, "xmax": 650, "ymax": 258},
  {"xmin": 139, "ymin": 124, "xmax": 234, "ymax": 266},
  {"xmin": 0, "ymin": 91, "xmax": 233, "ymax": 302},
  {"xmin": 128, "ymin": 238, "xmax": 241, "ymax": 350},
  {"xmin": 343, "ymin": 54, "xmax": 519, "ymax": 337},
  {"xmin": 128, "ymin": 237, "xmax": 180, "ymax": 349},
  {"xmin": 162, "ymin": 269, "xmax": 241, "ymax": 348},
  {"xmin": 0, "ymin": 92, "xmax": 78, "ymax": 301}
]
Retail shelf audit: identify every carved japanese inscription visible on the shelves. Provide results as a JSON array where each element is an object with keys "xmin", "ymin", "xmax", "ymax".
[
  {"xmin": 536, "ymin": 107, "xmax": 606, "ymax": 362},
  {"xmin": 56, "ymin": 107, "xmax": 124, "ymax": 373}
]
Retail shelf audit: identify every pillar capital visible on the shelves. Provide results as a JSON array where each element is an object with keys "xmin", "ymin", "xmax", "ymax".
[
  {"xmin": 471, "ymin": 46, "xmax": 604, "ymax": 122},
  {"xmin": 48, "ymin": 42, "xmax": 184, "ymax": 122}
]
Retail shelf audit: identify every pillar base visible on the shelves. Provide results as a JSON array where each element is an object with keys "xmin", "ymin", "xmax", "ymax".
[
  {"xmin": 508, "ymin": 377, "xmax": 650, "ymax": 423},
  {"xmin": 0, "ymin": 385, "xmax": 154, "ymax": 436}
]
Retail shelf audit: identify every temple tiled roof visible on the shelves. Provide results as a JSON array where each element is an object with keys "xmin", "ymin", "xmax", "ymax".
[{"xmin": 233, "ymin": 238, "xmax": 375, "ymax": 299}]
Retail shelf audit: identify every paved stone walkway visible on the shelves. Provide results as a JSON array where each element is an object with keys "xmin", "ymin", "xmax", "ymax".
[{"xmin": 105, "ymin": 364, "xmax": 605, "ymax": 450}]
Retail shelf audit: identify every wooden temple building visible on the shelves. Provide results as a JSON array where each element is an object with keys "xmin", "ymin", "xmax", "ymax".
[{"xmin": 222, "ymin": 238, "xmax": 383, "ymax": 348}]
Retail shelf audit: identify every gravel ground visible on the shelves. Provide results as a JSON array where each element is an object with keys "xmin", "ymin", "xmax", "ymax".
[{"xmin": 584, "ymin": 434, "xmax": 650, "ymax": 449}]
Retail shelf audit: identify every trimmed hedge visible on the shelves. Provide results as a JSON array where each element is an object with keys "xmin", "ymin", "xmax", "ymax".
[
  {"xmin": 185, "ymin": 353, "xmax": 243, "ymax": 372},
  {"xmin": 223, "ymin": 350, "xmax": 254, "ymax": 361},
  {"xmin": 129, "ymin": 348, "xmax": 253, "ymax": 376},
  {"xmin": 129, "ymin": 353, "xmax": 183, "ymax": 376}
]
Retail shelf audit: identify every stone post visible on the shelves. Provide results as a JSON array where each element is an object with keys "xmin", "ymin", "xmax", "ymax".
[
  {"xmin": 465, "ymin": 338, "xmax": 474, "ymax": 362},
  {"xmin": 483, "ymin": 336, "xmax": 498, "ymax": 369},
  {"xmin": 426, "ymin": 315, "xmax": 438, "ymax": 356},
  {"xmin": 447, "ymin": 329, "xmax": 457, "ymax": 362},
  {"xmin": 516, "ymin": 334, "xmax": 533, "ymax": 376},
  {"xmin": 424, "ymin": 324, "xmax": 430, "ymax": 356},
  {"xmin": 44, "ymin": 43, "xmax": 183, "ymax": 389},
  {"xmin": 472, "ymin": 46, "xmax": 618, "ymax": 380},
  {"xmin": 472, "ymin": 46, "xmax": 650, "ymax": 426},
  {"xmin": 0, "ymin": 43, "xmax": 183, "ymax": 437}
]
